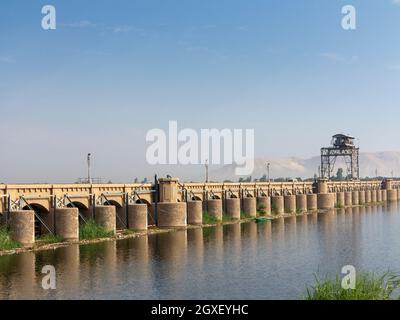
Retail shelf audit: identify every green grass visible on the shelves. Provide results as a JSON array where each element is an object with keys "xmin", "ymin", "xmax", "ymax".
[
  {"xmin": 202, "ymin": 212, "xmax": 220, "ymax": 224},
  {"xmin": 222, "ymin": 214, "xmax": 235, "ymax": 222},
  {"xmin": 37, "ymin": 234, "xmax": 64, "ymax": 244},
  {"xmin": 257, "ymin": 204, "xmax": 267, "ymax": 215},
  {"xmin": 240, "ymin": 211, "xmax": 252, "ymax": 220},
  {"xmin": 304, "ymin": 271, "xmax": 400, "ymax": 300},
  {"xmin": 79, "ymin": 219, "xmax": 114, "ymax": 240},
  {"xmin": 122, "ymin": 229, "xmax": 136, "ymax": 235},
  {"xmin": 0, "ymin": 226, "xmax": 21, "ymax": 250}
]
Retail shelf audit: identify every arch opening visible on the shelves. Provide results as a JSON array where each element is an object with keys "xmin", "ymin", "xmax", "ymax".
[
  {"xmin": 67, "ymin": 201, "xmax": 91, "ymax": 224},
  {"xmin": 22, "ymin": 203, "xmax": 50, "ymax": 238}
]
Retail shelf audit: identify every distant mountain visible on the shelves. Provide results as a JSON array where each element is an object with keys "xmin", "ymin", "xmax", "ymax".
[{"xmin": 208, "ymin": 151, "xmax": 400, "ymax": 181}]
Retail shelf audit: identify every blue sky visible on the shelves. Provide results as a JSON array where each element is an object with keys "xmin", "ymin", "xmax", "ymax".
[{"xmin": 1, "ymin": 0, "xmax": 400, "ymax": 182}]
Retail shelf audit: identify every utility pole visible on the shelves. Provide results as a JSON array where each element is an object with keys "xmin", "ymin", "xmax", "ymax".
[
  {"xmin": 87, "ymin": 153, "xmax": 92, "ymax": 184},
  {"xmin": 205, "ymin": 160, "xmax": 209, "ymax": 183},
  {"xmin": 266, "ymin": 162, "xmax": 270, "ymax": 182}
]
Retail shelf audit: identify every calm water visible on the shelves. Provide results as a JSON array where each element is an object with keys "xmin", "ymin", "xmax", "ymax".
[{"xmin": 1, "ymin": 202, "xmax": 400, "ymax": 300}]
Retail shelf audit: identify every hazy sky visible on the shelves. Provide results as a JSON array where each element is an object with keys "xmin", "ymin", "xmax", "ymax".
[{"xmin": 1, "ymin": 0, "xmax": 400, "ymax": 183}]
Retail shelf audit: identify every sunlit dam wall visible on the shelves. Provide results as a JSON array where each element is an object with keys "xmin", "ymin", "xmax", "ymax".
[{"xmin": 0, "ymin": 178, "xmax": 399, "ymax": 247}]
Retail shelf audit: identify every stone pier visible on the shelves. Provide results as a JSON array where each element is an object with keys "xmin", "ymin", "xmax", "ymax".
[
  {"xmin": 187, "ymin": 200, "xmax": 203, "ymax": 225},
  {"xmin": 128, "ymin": 204, "xmax": 148, "ymax": 230},
  {"xmin": 344, "ymin": 192, "xmax": 352, "ymax": 207},
  {"xmin": 257, "ymin": 196, "xmax": 271, "ymax": 216},
  {"xmin": 284, "ymin": 195, "xmax": 296, "ymax": 214},
  {"xmin": 9, "ymin": 210, "xmax": 35, "ymax": 247},
  {"xmin": 207, "ymin": 199, "xmax": 223, "ymax": 220},
  {"xmin": 307, "ymin": 194, "xmax": 317, "ymax": 211},
  {"xmin": 317, "ymin": 179, "xmax": 334, "ymax": 210},
  {"xmin": 296, "ymin": 194, "xmax": 307, "ymax": 213},
  {"xmin": 242, "ymin": 197, "xmax": 257, "ymax": 217},
  {"xmin": 271, "ymin": 195, "xmax": 284, "ymax": 215},
  {"xmin": 336, "ymin": 192, "xmax": 345, "ymax": 208},
  {"xmin": 55, "ymin": 208, "xmax": 79, "ymax": 241},
  {"xmin": 157, "ymin": 178, "xmax": 187, "ymax": 228},
  {"xmin": 225, "ymin": 198, "xmax": 240, "ymax": 220},
  {"xmin": 95, "ymin": 205, "xmax": 116, "ymax": 233}
]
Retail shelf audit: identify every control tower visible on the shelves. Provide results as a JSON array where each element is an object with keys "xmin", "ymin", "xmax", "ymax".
[{"xmin": 320, "ymin": 134, "xmax": 360, "ymax": 180}]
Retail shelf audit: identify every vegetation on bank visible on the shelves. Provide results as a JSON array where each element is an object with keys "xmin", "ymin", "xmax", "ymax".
[
  {"xmin": 79, "ymin": 219, "xmax": 114, "ymax": 240},
  {"xmin": 304, "ymin": 271, "xmax": 400, "ymax": 300},
  {"xmin": 37, "ymin": 234, "xmax": 64, "ymax": 244},
  {"xmin": 0, "ymin": 226, "xmax": 21, "ymax": 250},
  {"xmin": 335, "ymin": 203, "xmax": 344, "ymax": 209},
  {"xmin": 240, "ymin": 211, "xmax": 252, "ymax": 220},
  {"xmin": 202, "ymin": 212, "xmax": 220, "ymax": 224},
  {"xmin": 257, "ymin": 204, "xmax": 267, "ymax": 215}
]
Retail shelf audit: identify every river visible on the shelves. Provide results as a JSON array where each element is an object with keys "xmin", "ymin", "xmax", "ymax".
[{"xmin": 1, "ymin": 202, "xmax": 399, "ymax": 299}]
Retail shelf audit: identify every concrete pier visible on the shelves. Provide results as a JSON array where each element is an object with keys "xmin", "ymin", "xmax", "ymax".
[
  {"xmin": 317, "ymin": 179, "xmax": 334, "ymax": 210},
  {"xmin": 317, "ymin": 193, "xmax": 335, "ymax": 210},
  {"xmin": 55, "ymin": 208, "xmax": 79, "ymax": 241},
  {"xmin": 317, "ymin": 178, "xmax": 328, "ymax": 194},
  {"xmin": 157, "ymin": 177, "xmax": 187, "ymax": 228},
  {"xmin": 225, "ymin": 198, "xmax": 240, "ymax": 220},
  {"xmin": 206, "ymin": 199, "xmax": 223, "ymax": 221},
  {"xmin": 381, "ymin": 190, "xmax": 387, "ymax": 202},
  {"xmin": 371, "ymin": 190, "xmax": 377, "ymax": 203},
  {"xmin": 284, "ymin": 195, "xmax": 296, "ymax": 214},
  {"xmin": 187, "ymin": 200, "xmax": 203, "ymax": 225},
  {"xmin": 376, "ymin": 190, "xmax": 382, "ymax": 202},
  {"xmin": 387, "ymin": 190, "xmax": 398, "ymax": 202},
  {"xmin": 358, "ymin": 191, "xmax": 366, "ymax": 205},
  {"xmin": 242, "ymin": 197, "xmax": 257, "ymax": 217},
  {"xmin": 157, "ymin": 202, "xmax": 187, "ymax": 227},
  {"xmin": 296, "ymin": 194, "xmax": 307, "ymax": 213},
  {"xmin": 352, "ymin": 191, "xmax": 359, "ymax": 205},
  {"xmin": 344, "ymin": 192, "xmax": 353, "ymax": 207},
  {"xmin": 336, "ymin": 192, "xmax": 345, "ymax": 208},
  {"xmin": 307, "ymin": 194, "xmax": 317, "ymax": 211},
  {"xmin": 257, "ymin": 196, "xmax": 271, "ymax": 215},
  {"xmin": 9, "ymin": 210, "xmax": 35, "ymax": 247},
  {"xmin": 365, "ymin": 190, "xmax": 372, "ymax": 203},
  {"xmin": 95, "ymin": 205, "xmax": 116, "ymax": 234},
  {"xmin": 271, "ymin": 196, "xmax": 284, "ymax": 215},
  {"xmin": 128, "ymin": 204, "xmax": 148, "ymax": 230}
]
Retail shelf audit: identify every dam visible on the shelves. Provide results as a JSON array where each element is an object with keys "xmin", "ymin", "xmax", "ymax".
[{"xmin": 0, "ymin": 177, "xmax": 399, "ymax": 247}]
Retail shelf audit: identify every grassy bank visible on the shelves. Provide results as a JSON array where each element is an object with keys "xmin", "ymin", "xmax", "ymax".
[
  {"xmin": 79, "ymin": 219, "xmax": 114, "ymax": 240},
  {"xmin": 240, "ymin": 211, "xmax": 252, "ymax": 220},
  {"xmin": 202, "ymin": 212, "xmax": 220, "ymax": 224},
  {"xmin": 37, "ymin": 234, "xmax": 64, "ymax": 244},
  {"xmin": 0, "ymin": 226, "xmax": 21, "ymax": 250},
  {"xmin": 304, "ymin": 271, "xmax": 400, "ymax": 300}
]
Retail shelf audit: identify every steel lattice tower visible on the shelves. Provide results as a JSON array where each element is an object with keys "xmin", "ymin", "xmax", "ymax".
[{"xmin": 320, "ymin": 134, "xmax": 360, "ymax": 179}]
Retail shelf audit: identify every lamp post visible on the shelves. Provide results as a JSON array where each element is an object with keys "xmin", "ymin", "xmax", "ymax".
[
  {"xmin": 205, "ymin": 160, "xmax": 209, "ymax": 183},
  {"xmin": 87, "ymin": 153, "xmax": 92, "ymax": 184}
]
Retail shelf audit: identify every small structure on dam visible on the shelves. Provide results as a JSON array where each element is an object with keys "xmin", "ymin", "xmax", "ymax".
[{"xmin": 320, "ymin": 134, "xmax": 360, "ymax": 180}]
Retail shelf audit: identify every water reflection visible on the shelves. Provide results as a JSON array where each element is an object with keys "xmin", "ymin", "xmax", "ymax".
[{"xmin": 1, "ymin": 202, "xmax": 400, "ymax": 299}]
